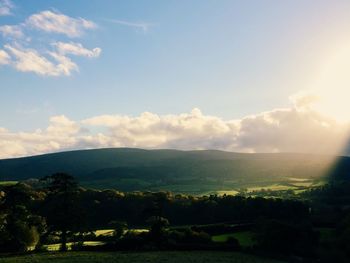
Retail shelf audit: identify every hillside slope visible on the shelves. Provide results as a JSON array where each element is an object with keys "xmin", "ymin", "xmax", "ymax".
[{"xmin": 0, "ymin": 148, "xmax": 349, "ymax": 193}]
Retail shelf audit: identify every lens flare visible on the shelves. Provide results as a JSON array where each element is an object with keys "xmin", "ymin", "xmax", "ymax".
[{"xmin": 309, "ymin": 45, "xmax": 350, "ymax": 122}]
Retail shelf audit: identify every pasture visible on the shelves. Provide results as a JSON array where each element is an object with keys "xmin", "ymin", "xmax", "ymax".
[
  {"xmin": 0, "ymin": 251, "xmax": 284, "ymax": 263},
  {"xmin": 212, "ymin": 231, "xmax": 255, "ymax": 247},
  {"xmin": 0, "ymin": 181, "xmax": 18, "ymax": 186}
]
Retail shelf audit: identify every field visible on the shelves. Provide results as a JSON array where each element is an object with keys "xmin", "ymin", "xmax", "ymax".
[
  {"xmin": 317, "ymin": 228, "xmax": 335, "ymax": 242},
  {"xmin": 42, "ymin": 228, "xmax": 150, "ymax": 251},
  {"xmin": 212, "ymin": 231, "xmax": 255, "ymax": 247},
  {"xmin": 44, "ymin": 242, "xmax": 105, "ymax": 251},
  {"xmin": 0, "ymin": 251, "xmax": 284, "ymax": 263},
  {"xmin": 0, "ymin": 181, "xmax": 17, "ymax": 186}
]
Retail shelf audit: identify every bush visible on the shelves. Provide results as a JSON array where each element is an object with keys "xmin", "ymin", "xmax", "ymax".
[{"xmin": 253, "ymin": 219, "xmax": 318, "ymax": 257}]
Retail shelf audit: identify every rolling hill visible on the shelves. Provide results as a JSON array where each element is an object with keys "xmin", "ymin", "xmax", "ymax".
[{"xmin": 0, "ymin": 148, "xmax": 349, "ymax": 194}]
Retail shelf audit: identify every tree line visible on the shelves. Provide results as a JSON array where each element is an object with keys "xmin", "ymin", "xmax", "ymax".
[{"xmin": 1, "ymin": 173, "xmax": 350, "ymax": 262}]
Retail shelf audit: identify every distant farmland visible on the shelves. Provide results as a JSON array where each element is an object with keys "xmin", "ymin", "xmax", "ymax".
[{"xmin": 1, "ymin": 148, "xmax": 348, "ymax": 194}]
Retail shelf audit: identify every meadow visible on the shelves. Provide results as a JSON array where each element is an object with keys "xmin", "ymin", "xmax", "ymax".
[
  {"xmin": 0, "ymin": 251, "xmax": 284, "ymax": 263},
  {"xmin": 212, "ymin": 231, "xmax": 255, "ymax": 247}
]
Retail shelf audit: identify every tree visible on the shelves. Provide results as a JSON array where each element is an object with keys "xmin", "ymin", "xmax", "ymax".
[
  {"xmin": 0, "ymin": 183, "xmax": 46, "ymax": 252},
  {"xmin": 145, "ymin": 192, "xmax": 170, "ymax": 246},
  {"xmin": 40, "ymin": 173, "xmax": 84, "ymax": 251},
  {"xmin": 109, "ymin": 221, "xmax": 128, "ymax": 240},
  {"xmin": 253, "ymin": 219, "xmax": 318, "ymax": 257}
]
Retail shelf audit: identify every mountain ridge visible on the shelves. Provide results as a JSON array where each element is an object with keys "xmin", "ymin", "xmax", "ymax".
[{"xmin": 1, "ymin": 148, "xmax": 349, "ymax": 193}]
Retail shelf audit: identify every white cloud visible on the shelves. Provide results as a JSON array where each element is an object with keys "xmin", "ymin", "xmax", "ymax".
[
  {"xmin": 49, "ymin": 51, "xmax": 79, "ymax": 75},
  {"xmin": 289, "ymin": 90, "xmax": 320, "ymax": 111},
  {"xmin": 26, "ymin": 10, "xmax": 97, "ymax": 37},
  {"xmin": 53, "ymin": 42, "xmax": 101, "ymax": 58},
  {"xmin": 82, "ymin": 109, "xmax": 237, "ymax": 149},
  {"xmin": 0, "ymin": 0, "xmax": 13, "ymax": 16},
  {"xmin": 0, "ymin": 10, "xmax": 101, "ymax": 76},
  {"xmin": 47, "ymin": 115, "xmax": 81, "ymax": 135},
  {"xmin": 107, "ymin": 19, "xmax": 153, "ymax": 33},
  {"xmin": 4, "ymin": 44, "xmax": 78, "ymax": 76},
  {"xmin": 1, "ymin": 99, "xmax": 349, "ymax": 159},
  {"xmin": 0, "ymin": 25, "xmax": 24, "ymax": 38},
  {"xmin": 0, "ymin": 49, "xmax": 10, "ymax": 64},
  {"xmin": 0, "ymin": 115, "xmax": 81, "ymax": 159},
  {"xmin": 236, "ymin": 108, "xmax": 347, "ymax": 154}
]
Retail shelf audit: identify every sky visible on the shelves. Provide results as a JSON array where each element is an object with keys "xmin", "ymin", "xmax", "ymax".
[{"xmin": 1, "ymin": 0, "xmax": 350, "ymax": 158}]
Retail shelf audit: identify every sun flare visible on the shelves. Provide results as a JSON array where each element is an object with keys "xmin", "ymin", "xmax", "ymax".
[{"xmin": 309, "ymin": 45, "xmax": 350, "ymax": 122}]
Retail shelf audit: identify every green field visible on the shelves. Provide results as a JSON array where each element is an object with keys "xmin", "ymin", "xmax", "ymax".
[
  {"xmin": 0, "ymin": 181, "xmax": 18, "ymax": 186},
  {"xmin": 44, "ymin": 241, "xmax": 105, "ymax": 251},
  {"xmin": 317, "ymin": 228, "xmax": 335, "ymax": 242},
  {"xmin": 43, "ymin": 229, "xmax": 150, "ymax": 251},
  {"xmin": 0, "ymin": 251, "xmax": 284, "ymax": 263},
  {"xmin": 212, "ymin": 231, "xmax": 255, "ymax": 247}
]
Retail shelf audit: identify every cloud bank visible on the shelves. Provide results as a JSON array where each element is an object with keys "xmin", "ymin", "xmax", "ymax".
[{"xmin": 1, "ymin": 95, "xmax": 349, "ymax": 159}]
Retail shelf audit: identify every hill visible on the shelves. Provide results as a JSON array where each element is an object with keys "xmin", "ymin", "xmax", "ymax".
[{"xmin": 0, "ymin": 148, "xmax": 349, "ymax": 194}]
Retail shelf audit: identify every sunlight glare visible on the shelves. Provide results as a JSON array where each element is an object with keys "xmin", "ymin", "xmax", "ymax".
[{"xmin": 310, "ymin": 45, "xmax": 350, "ymax": 122}]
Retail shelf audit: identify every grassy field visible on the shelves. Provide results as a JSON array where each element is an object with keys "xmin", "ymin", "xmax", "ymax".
[
  {"xmin": 43, "ymin": 228, "xmax": 150, "ymax": 251},
  {"xmin": 44, "ymin": 242, "xmax": 105, "ymax": 251},
  {"xmin": 212, "ymin": 231, "xmax": 255, "ymax": 247},
  {"xmin": 317, "ymin": 227, "xmax": 335, "ymax": 242},
  {"xmin": 0, "ymin": 251, "xmax": 284, "ymax": 263},
  {"xmin": 0, "ymin": 181, "xmax": 18, "ymax": 186}
]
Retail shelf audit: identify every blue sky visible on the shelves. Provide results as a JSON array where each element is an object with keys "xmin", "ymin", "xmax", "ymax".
[{"xmin": 1, "ymin": 0, "xmax": 350, "ymax": 158}]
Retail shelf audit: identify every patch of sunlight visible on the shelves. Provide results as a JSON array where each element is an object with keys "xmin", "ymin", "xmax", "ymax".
[
  {"xmin": 287, "ymin": 178, "xmax": 311, "ymax": 182},
  {"xmin": 84, "ymin": 241, "xmax": 105, "ymax": 246},
  {"xmin": 128, "ymin": 229, "xmax": 149, "ymax": 234},
  {"xmin": 0, "ymin": 181, "xmax": 18, "ymax": 185},
  {"xmin": 95, "ymin": 229, "xmax": 114, "ymax": 236},
  {"xmin": 290, "ymin": 182, "xmax": 314, "ymax": 187},
  {"xmin": 215, "ymin": 190, "xmax": 239, "ymax": 196},
  {"xmin": 44, "ymin": 241, "xmax": 105, "ymax": 251},
  {"xmin": 247, "ymin": 184, "xmax": 296, "ymax": 192}
]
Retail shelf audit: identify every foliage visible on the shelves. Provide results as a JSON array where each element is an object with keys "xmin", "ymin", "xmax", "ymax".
[
  {"xmin": 212, "ymin": 231, "xmax": 254, "ymax": 247},
  {"xmin": 1, "ymin": 173, "xmax": 350, "ymax": 262},
  {"xmin": 253, "ymin": 219, "xmax": 319, "ymax": 257},
  {"xmin": 0, "ymin": 183, "xmax": 46, "ymax": 252},
  {"xmin": 40, "ymin": 173, "xmax": 84, "ymax": 251}
]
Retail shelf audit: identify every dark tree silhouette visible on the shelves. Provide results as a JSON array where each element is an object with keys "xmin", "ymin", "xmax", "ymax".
[
  {"xmin": 40, "ymin": 173, "xmax": 83, "ymax": 251},
  {"xmin": 0, "ymin": 183, "xmax": 45, "ymax": 252}
]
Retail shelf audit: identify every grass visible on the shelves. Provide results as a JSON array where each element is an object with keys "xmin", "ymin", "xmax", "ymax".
[
  {"xmin": 290, "ymin": 182, "xmax": 314, "ymax": 187},
  {"xmin": 94, "ymin": 229, "xmax": 114, "ymax": 237},
  {"xmin": 94, "ymin": 228, "xmax": 149, "ymax": 237},
  {"xmin": 44, "ymin": 242, "xmax": 106, "ymax": 251},
  {"xmin": 0, "ymin": 181, "xmax": 18, "ymax": 186},
  {"xmin": 0, "ymin": 251, "xmax": 284, "ymax": 263},
  {"xmin": 212, "ymin": 231, "xmax": 255, "ymax": 247},
  {"xmin": 215, "ymin": 190, "xmax": 240, "ymax": 196},
  {"xmin": 247, "ymin": 184, "xmax": 297, "ymax": 192},
  {"xmin": 287, "ymin": 178, "xmax": 311, "ymax": 182},
  {"xmin": 45, "ymin": 229, "xmax": 150, "ymax": 251},
  {"xmin": 316, "ymin": 227, "xmax": 335, "ymax": 242}
]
